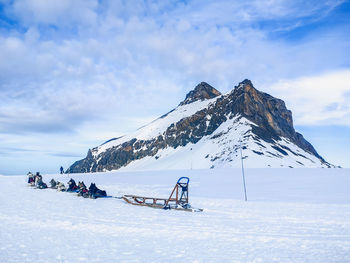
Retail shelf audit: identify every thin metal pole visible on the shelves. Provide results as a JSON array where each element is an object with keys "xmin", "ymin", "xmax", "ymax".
[
  {"xmin": 239, "ymin": 140, "xmax": 248, "ymax": 201},
  {"xmin": 190, "ymin": 147, "xmax": 193, "ymax": 170}
]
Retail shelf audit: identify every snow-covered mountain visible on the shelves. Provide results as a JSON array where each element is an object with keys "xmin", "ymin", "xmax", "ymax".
[{"xmin": 67, "ymin": 80, "xmax": 333, "ymax": 173}]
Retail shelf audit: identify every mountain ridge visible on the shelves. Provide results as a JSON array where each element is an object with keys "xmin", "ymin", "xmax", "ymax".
[
  {"xmin": 67, "ymin": 80, "xmax": 333, "ymax": 173},
  {"xmin": 179, "ymin": 82, "xmax": 222, "ymax": 106}
]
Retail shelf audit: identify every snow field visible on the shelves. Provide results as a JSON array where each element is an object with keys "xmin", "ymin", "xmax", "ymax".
[{"xmin": 0, "ymin": 168, "xmax": 349, "ymax": 263}]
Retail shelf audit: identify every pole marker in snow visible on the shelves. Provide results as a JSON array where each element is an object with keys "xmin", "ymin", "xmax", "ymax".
[{"xmin": 240, "ymin": 139, "xmax": 248, "ymax": 201}]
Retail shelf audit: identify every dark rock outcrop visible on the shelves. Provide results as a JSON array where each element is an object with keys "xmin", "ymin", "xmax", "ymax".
[
  {"xmin": 231, "ymin": 79, "xmax": 323, "ymax": 160},
  {"xmin": 67, "ymin": 79, "xmax": 328, "ymax": 173},
  {"xmin": 179, "ymin": 82, "xmax": 221, "ymax": 106},
  {"xmin": 68, "ymin": 149, "xmax": 95, "ymax": 173}
]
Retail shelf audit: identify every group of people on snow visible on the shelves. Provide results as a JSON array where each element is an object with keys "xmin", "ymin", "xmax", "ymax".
[{"xmin": 27, "ymin": 172, "xmax": 107, "ymax": 199}]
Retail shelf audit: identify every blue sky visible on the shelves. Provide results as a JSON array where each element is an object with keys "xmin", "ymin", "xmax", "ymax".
[{"xmin": 0, "ymin": 0, "xmax": 349, "ymax": 174}]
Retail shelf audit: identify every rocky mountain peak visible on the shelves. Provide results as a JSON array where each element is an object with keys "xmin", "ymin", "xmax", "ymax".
[
  {"xmin": 179, "ymin": 82, "xmax": 221, "ymax": 106},
  {"xmin": 229, "ymin": 80, "xmax": 321, "ymax": 160},
  {"xmin": 230, "ymin": 80, "xmax": 294, "ymax": 140},
  {"xmin": 67, "ymin": 79, "xmax": 332, "ymax": 173},
  {"xmin": 235, "ymin": 79, "xmax": 254, "ymax": 90}
]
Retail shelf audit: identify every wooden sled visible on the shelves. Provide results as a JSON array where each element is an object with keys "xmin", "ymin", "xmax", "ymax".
[{"xmin": 122, "ymin": 177, "xmax": 203, "ymax": 212}]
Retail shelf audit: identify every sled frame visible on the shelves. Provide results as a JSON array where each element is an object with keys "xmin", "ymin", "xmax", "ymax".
[
  {"xmin": 122, "ymin": 177, "xmax": 202, "ymax": 212},
  {"xmin": 165, "ymin": 177, "xmax": 189, "ymax": 207}
]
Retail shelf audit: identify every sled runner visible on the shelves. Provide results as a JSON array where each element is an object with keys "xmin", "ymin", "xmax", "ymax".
[{"xmin": 122, "ymin": 177, "xmax": 203, "ymax": 212}]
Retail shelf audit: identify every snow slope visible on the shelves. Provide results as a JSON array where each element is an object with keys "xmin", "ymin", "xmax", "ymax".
[
  {"xmin": 94, "ymin": 97, "xmax": 220, "ymax": 156},
  {"xmin": 1, "ymin": 168, "xmax": 349, "ymax": 263},
  {"xmin": 120, "ymin": 116, "xmax": 329, "ymax": 171}
]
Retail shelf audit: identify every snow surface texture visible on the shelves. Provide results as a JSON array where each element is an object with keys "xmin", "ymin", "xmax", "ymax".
[{"xmin": 1, "ymin": 168, "xmax": 349, "ymax": 263}]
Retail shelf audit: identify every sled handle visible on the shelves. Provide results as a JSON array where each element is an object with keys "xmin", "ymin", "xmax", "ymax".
[{"xmin": 177, "ymin": 177, "xmax": 189, "ymax": 184}]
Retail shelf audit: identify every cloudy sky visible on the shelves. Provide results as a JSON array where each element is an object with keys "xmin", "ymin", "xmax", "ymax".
[{"xmin": 0, "ymin": 0, "xmax": 349, "ymax": 174}]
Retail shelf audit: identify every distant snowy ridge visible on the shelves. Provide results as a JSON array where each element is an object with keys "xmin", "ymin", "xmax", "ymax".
[
  {"xmin": 67, "ymin": 80, "xmax": 334, "ymax": 173},
  {"xmin": 96, "ymin": 94, "xmax": 221, "ymax": 156}
]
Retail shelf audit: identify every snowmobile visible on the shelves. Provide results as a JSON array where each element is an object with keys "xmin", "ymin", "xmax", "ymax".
[{"xmin": 122, "ymin": 177, "xmax": 203, "ymax": 212}]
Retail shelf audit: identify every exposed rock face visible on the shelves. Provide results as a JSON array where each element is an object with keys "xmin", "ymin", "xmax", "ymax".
[
  {"xmin": 67, "ymin": 80, "xmax": 331, "ymax": 173},
  {"xmin": 68, "ymin": 149, "xmax": 95, "ymax": 173},
  {"xmin": 231, "ymin": 80, "xmax": 323, "ymax": 160},
  {"xmin": 179, "ymin": 82, "xmax": 221, "ymax": 106}
]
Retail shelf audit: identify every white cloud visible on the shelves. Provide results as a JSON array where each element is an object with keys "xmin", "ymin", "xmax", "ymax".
[
  {"xmin": 0, "ymin": 0, "xmax": 349, "ymax": 173},
  {"xmin": 0, "ymin": 1, "xmax": 349, "ymax": 132},
  {"xmin": 11, "ymin": 0, "xmax": 98, "ymax": 26},
  {"xmin": 268, "ymin": 70, "xmax": 350, "ymax": 126},
  {"xmin": 0, "ymin": 2, "xmax": 348, "ymax": 131}
]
